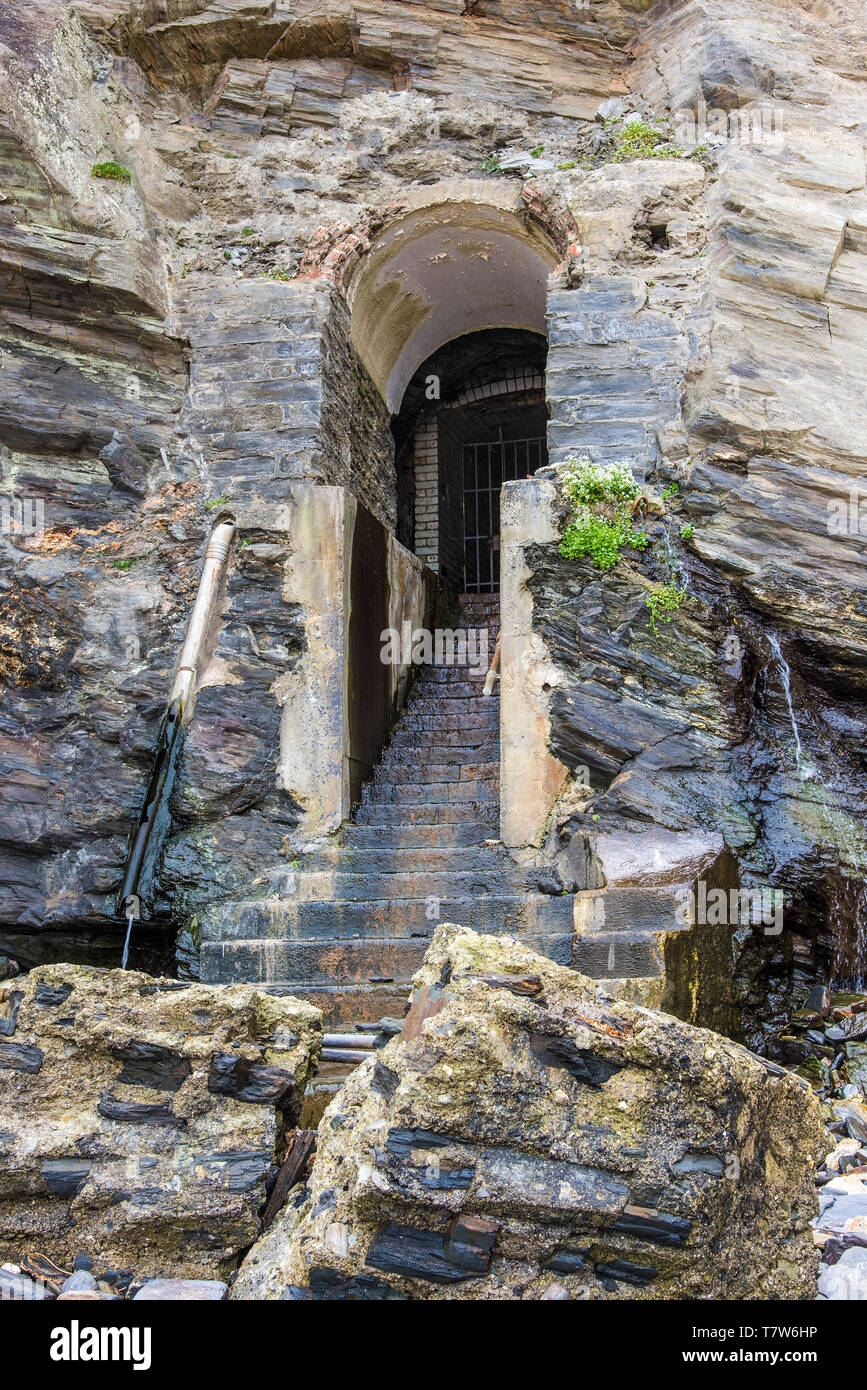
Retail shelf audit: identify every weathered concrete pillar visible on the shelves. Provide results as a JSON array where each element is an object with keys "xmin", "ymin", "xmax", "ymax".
[
  {"xmin": 500, "ymin": 477, "xmax": 568, "ymax": 848},
  {"xmin": 279, "ymin": 483, "xmax": 353, "ymax": 834},
  {"xmin": 277, "ymin": 483, "xmax": 435, "ymax": 838}
]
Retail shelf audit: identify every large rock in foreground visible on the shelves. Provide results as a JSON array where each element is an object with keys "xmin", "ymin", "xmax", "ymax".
[
  {"xmin": 0, "ymin": 965, "xmax": 321, "ymax": 1277},
  {"xmin": 234, "ymin": 926, "xmax": 825, "ymax": 1300}
]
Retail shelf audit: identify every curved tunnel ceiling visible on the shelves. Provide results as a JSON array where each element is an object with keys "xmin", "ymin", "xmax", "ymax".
[{"xmin": 346, "ymin": 199, "xmax": 561, "ymax": 414}]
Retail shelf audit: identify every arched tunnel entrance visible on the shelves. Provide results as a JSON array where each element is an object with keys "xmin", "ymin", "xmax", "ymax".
[
  {"xmin": 393, "ymin": 328, "xmax": 549, "ymax": 595},
  {"xmin": 341, "ymin": 193, "xmax": 561, "ymax": 597}
]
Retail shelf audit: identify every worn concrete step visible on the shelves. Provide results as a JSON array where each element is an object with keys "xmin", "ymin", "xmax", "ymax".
[
  {"xmin": 460, "ymin": 594, "xmax": 500, "ymax": 611},
  {"xmin": 298, "ymin": 845, "xmax": 509, "ymax": 874},
  {"xmin": 354, "ymin": 801, "xmax": 498, "ymax": 826},
  {"xmin": 361, "ymin": 779, "xmax": 497, "ymax": 805},
  {"xmin": 573, "ymin": 886, "xmax": 690, "ymax": 935},
  {"xmin": 202, "ymin": 932, "xmax": 573, "ymax": 987},
  {"xmin": 266, "ymin": 980, "xmax": 408, "ymax": 1028},
  {"xmin": 415, "ymin": 667, "xmax": 490, "ymax": 685},
  {"xmin": 381, "ymin": 743, "xmax": 498, "ymax": 766},
  {"xmin": 572, "ymin": 930, "xmax": 665, "ymax": 979},
  {"xmin": 372, "ymin": 761, "xmax": 497, "ymax": 786},
  {"xmin": 397, "ymin": 711, "xmax": 498, "ymax": 735},
  {"xmin": 337, "ymin": 822, "xmax": 496, "ymax": 849},
  {"xmin": 200, "ymin": 892, "xmax": 575, "ymax": 942},
  {"xmin": 270, "ymin": 867, "xmax": 525, "ymax": 901},
  {"xmin": 403, "ymin": 694, "xmax": 497, "ymax": 715},
  {"xmin": 384, "ymin": 728, "xmax": 497, "ymax": 751}
]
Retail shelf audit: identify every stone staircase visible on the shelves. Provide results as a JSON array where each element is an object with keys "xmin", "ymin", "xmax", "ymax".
[
  {"xmin": 199, "ymin": 593, "xmax": 575, "ymax": 1024},
  {"xmin": 199, "ymin": 594, "xmax": 714, "ymax": 1062}
]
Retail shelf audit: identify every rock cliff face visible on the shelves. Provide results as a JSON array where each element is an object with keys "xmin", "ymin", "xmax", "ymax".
[
  {"xmin": 232, "ymin": 925, "xmax": 826, "ymax": 1300},
  {"xmin": 0, "ymin": 963, "xmax": 321, "ymax": 1277},
  {"xmin": 0, "ymin": 0, "xmax": 865, "ymax": 1036}
]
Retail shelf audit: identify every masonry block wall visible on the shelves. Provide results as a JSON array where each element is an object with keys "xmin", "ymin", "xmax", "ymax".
[{"xmin": 546, "ymin": 276, "xmax": 689, "ymax": 478}]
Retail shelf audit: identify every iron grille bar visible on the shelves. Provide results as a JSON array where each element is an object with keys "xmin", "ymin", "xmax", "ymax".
[{"xmin": 462, "ymin": 436, "xmax": 545, "ymax": 592}]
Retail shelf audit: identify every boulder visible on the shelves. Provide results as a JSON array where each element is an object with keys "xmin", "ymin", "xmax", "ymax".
[
  {"xmin": 0, "ymin": 964, "xmax": 321, "ymax": 1278},
  {"xmin": 233, "ymin": 926, "xmax": 826, "ymax": 1301},
  {"xmin": 818, "ymin": 1246, "xmax": 867, "ymax": 1300}
]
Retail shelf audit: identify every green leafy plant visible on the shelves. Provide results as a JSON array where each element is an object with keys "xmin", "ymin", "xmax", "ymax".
[
  {"xmin": 240, "ymin": 227, "xmax": 257, "ymax": 237},
  {"xmin": 559, "ymin": 457, "xmax": 647, "ymax": 571},
  {"xmin": 562, "ymin": 457, "xmax": 639, "ymax": 509},
  {"xmin": 91, "ymin": 161, "xmax": 132, "ymax": 182},
  {"xmin": 204, "ymin": 496, "xmax": 228, "ymax": 509},
  {"xmin": 266, "ymin": 265, "xmax": 295, "ymax": 280},
  {"xmin": 662, "ymin": 481, "xmax": 679, "ymax": 500},
  {"xmin": 480, "ymin": 152, "xmax": 502, "ymax": 174},
  {"xmin": 112, "ymin": 558, "xmax": 134, "ymax": 571},
  {"xmin": 646, "ymin": 579, "xmax": 686, "ymax": 633},
  {"xmin": 680, "ymin": 523, "xmax": 694, "ymax": 540},
  {"xmin": 529, "ymin": 144, "xmax": 545, "ymax": 158},
  {"xmin": 612, "ymin": 119, "xmax": 677, "ymax": 163},
  {"xmin": 557, "ymin": 161, "xmax": 576, "ymax": 170}
]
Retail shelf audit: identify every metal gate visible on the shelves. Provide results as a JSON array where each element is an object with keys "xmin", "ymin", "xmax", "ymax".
[{"xmin": 462, "ymin": 436, "xmax": 546, "ymax": 592}]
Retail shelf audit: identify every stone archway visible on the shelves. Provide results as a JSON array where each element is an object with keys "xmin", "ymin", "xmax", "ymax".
[{"xmin": 341, "ymin": 186, "xmax": 567, "ymax": 413}]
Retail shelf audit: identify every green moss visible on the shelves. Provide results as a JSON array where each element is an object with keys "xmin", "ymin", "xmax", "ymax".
[
  {"xmin": 91, "ymin": 161, "xmax": 132, "ymax": 182},
  {"xmin": 112, "ymin": 558, "xmax": 134, "ymax": 571}
]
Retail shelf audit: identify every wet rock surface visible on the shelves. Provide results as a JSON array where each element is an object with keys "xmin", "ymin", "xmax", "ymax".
[
  {"xmin": 777, "ymin": 984, "xmax": 867, "ymax": 1295},
  {"xmin": 0, "ymin": 964, "xmax": 321, "ymax": 1278},
  {"xmin": 232, "ymin": 926, "xmax": 826, "ymax": 1301}
]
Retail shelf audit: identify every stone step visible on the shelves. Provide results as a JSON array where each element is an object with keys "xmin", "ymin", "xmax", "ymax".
[
  {"xmin": 270, "ymin": 867, "xmax": 526, "ymax": 901},
  {"xmin": 381, "ymin": 742, "xmax": 498, "ymax": 766},
  {"xmin": 572, "ymin": 930, "xmax": 665, "ymax": 980},
  {"xmin": 397, "ymin": 711, "xmax": 499, "ymax": 734},
  {"xmin": 354, "ymin": 801, "xmax": 498, "ymax": 826},
  {"xmin": 361, "ymin": 779, "xmax": 497, "ymax": 806},
  {"xmin": 202, "ymin": 931, "xmax": 572, "ymax": 987},
  {"xmin": 459, "ymin": 593, "xmax": 500, "ymax": 609},
  {"xmin": 573, "ymin": 886, "xmax": 690, "ymax": 935},
  {"xmin": 372, "ymin": 761, "xmax": 498, "ymax": 786},
  {"xmin": 415, "ymin": 666, "xmax": 491, "ymax": 684},
  {"xmin": 337, "ymin": 822, "xmax": 496, "ymax": 848},
  {"xmin": 298, "ymin": 845, "xmax": 508, "ymax": 874},
  {"xmin": 267, "ymin": 980, "xmax": 409, "ymax": 1028},
  {"xmin": 200, "ymin": 892, "xmax": 575, "ymax": 942},
  {"xmin": 403, "ymin": 694, "xmax": 496, "ymax": 716},
  {"xmin": 384, "ymin": 728, "xmax": 497, "ymax": 751}
]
